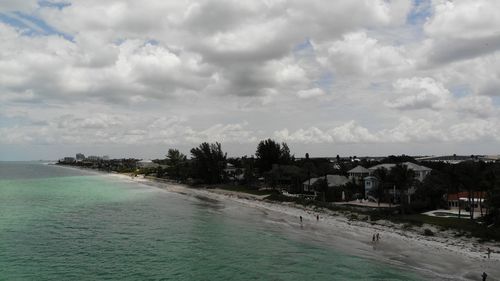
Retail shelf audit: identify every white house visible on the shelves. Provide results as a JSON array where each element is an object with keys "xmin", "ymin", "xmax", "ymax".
[
  {"xmin": 347, "ymin": 165, "xmax": 370, "ymax": 183},
  {"xmin": 368, "ymin": 162, "xmax": 431, "ymax": 182},
  {"xmin": 137, "ymin": 160, "xmax": 162, "ymax": 169}
]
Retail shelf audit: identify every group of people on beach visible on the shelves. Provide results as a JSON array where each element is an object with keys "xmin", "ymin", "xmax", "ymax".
[
  {"xmin": 371, "ymin": 233, "xmax": 381, "ymax": 243},
  {"xmin": 481, "ymin": 248, "xmax": 493, "ymax": 280}
]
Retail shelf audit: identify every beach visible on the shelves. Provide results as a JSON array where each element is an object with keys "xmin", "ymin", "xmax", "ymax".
[{"xmin": 110, "ymin": 173, "xmax": 500, "ymax": 281}]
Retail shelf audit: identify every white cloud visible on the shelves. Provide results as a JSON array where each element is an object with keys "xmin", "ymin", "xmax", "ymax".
[
  {"xmin": 386, "ymin": 77, "xmax": 452, "ymax": 110},
  {"xmin": 1, "ymin": 0, "xmax": 500, "ymax": 159},
  {"xmin": 0, "ymin": 1, "xmax": 38, "ymax": 12},
  {"xmin": 449, "ymin": 119, "xmax": 500, "ymax": 142},
  {"xmin": 324, "ymin": 32, "xmax": 412, "ymax": 77},
  {"xmin": 422, "ymin": 1, "xmax": 500, "ymax": 64},
  {"xmin": 456, "ymin": 95, "xmax": 496, "ymax": 118},
  {"xmin": 297, "ymin": 88, "xmax": 324, "ymax": 99},
  {"xmin": 274, "ymin": 121, "xmax": 379, "ymax": 144}
]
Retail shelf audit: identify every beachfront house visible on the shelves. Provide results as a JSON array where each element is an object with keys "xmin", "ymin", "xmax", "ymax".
[
  {"xmin": 137, "ymin": 160, "xmax": 162, "ymax": 169},
  {"xmin": 363, "ymin": 176, "xmax": 378, "ymax": 194},
  {"xmin": 366, "ymin": 162, "xmax": 431, "ymax": 204},
  {"xmin": 303, "ymin": 175, "xmax": 350, "ymax": 193},
  {"xmin": 224, "ymin": 163, "xmax": 245, "ymax": 183},
  {"xmin": 368, "ymin": 162, "xmax": 431, "ymax": 182},
  {"xmin": 447, "ymin": 191, "xmax": 486, "ymax": 214},
  {"xmin": 347, "ymin": 165, "xmax": 370, "ymax": 184}
]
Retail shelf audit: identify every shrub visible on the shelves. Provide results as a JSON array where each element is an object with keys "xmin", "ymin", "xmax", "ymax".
[
  {"xmin": 423, "ymin": 228, "xmax": 434, "ymax": 236},
  {"xmin": 403, "ymin": 223, "xmax": 413, "ymax": 230}
]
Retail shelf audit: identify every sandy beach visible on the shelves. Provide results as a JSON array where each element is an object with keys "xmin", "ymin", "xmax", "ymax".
[{"xmin": 104, "ymin": 173, "xmax": 500, "ymax": 281}]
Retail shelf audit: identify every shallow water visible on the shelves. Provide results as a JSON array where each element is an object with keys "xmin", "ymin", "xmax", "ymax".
[{"xmin": 0, "ymin": 162, "xmax": 428, "ymax": 280}]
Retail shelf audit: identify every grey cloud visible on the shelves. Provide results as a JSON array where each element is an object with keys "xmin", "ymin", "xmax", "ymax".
[{"xmin": 427, "ymin": 36, "xmax": 500, "ymax": 65}]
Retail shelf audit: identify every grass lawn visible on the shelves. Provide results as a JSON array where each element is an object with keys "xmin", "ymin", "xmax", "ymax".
[{"xmin": 390, "ymin": 214, "xmax": 500, "ymax": 241}]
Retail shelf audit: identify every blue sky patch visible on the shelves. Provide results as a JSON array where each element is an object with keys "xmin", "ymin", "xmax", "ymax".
[
  {"xmin": 314, "ymin": 72, "xmax": 334, "ymax": 92},
  {"xmin": 0, "ymin": 11, "xmax": 73, "ymax": 41},
  {"xmin": 407, "ymin": 0, "xmax": 432, "ymax": 25},
  {"xmin": 38, "ymin": 0, "xmax": 71, "ymax": 10}
]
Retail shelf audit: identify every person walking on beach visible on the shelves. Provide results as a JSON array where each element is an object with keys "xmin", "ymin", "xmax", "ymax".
[
  {"xmin": 482, "ymin": 272, "xmax": 487, "ymax": 281},
  {"xmin": 487, "ymin": 247, "xmax": 491, "ymax": 259},
  {"xmin": 316, "ymin": 215, "xmax": 319, "ymax": 221},
  {"xmin": 300, "ymin": 216, "xmax": 303, "ymax": 223},
  {"xmin": 376, "ymin": 233, "xmax": 380, "ymax": 242},
  {"xmin": 372, "ymin": 234, "xmax": 376, "ymax": 243}
]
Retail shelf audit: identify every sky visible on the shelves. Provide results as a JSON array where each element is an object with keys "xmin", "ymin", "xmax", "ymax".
[{"xmin": 1, "ymin": 0, "xmax": 500, "ymax": 160}]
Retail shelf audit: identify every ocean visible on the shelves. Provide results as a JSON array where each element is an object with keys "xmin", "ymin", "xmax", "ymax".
[{"xmin": 0, "ymin": 162, "xmax": 428, "ymax": 280}]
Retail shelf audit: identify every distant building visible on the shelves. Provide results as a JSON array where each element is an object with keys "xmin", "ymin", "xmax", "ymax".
[
  {"xmin": 416, "ymin": 154, "xmax": 500, "ymax": 164},
  {"xmin": 62, "ymin": 157, "xmax": 75, "ymax": 163},
  {"xmin": 303, "ymin": 175, "xmax": 349, "ymax": 192},
  {"xmin": 76, "ymin": 153, "xmax": 85, "ymax": 161},
  {"xmin": 347, "ymin": 165, "xmax": 370, "ymax": 183},
  {"xmin": 416, "ymin": 155, "xmax": 472, "ymax": 164},
  {"xmin": 137, "ymin": 160, "xmax": 161, "ymax": 168},
  {"xmin": 447, "ymin": 191, "xmax": 486, "ymax": 213},
  {"xmin": 368, "ymin": 162, "xmax": 431, "ymax": 182},
  {"xmin": 102, "ymin": 155, "xmax": 110, "ymax": 161},
  {"xmin": 87, "ymin": 156, "xmax": 101, "ymax": 162}
]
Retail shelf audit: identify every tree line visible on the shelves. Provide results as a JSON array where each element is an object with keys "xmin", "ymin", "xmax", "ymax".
[{"xmin": 149, "ymin": 139, "xmax": 500, "ymax": 226}]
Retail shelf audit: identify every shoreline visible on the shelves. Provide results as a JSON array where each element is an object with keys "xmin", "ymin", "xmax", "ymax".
[
  {"xmin": 52, "ymin": 164, "xmax": 499, "ymax": 280},
  {"xmin": 103, "ymin": 173, "xmax": 499, "ymax": 281}
]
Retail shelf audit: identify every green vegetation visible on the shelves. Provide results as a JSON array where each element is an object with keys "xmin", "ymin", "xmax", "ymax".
[
  {"xmin": 190, "ymin": 142, "xmax": 226, "ymax": 184},
  {"xmin": 265, "ymin": 193, "xmax": 500, "ymax": 241},
  {"xmin": 61, "ymin": 139, "xmax": 500, "ymax": 242},
  {"xmin": 383, "ymin": 214, "xmax": 500, "ymax": 241},
  {"xmin": 423, "ymin": 228, "xmax": 434, "ymax": 236},
  {"xmin": 255, "ymin": 139, "xmax": 293, "ymax": 173},
  {"xmin": 215, "ymin": 185, "xmax": 276, "ymax": 196}
]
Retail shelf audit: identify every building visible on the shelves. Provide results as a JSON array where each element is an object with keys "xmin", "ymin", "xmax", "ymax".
[
  {"xmin": 447, "ymin": 191, "xmax": 486, "ymax": 213},
  {"xmin": 364, "ymin": 176, "xmax": 378, "ymax": 194},
  {"xmin": 62, "ymin": 157, "xmax": 75, "ymax": 163},
  {"xmin": 303, "ymin": 175, "xmax": 350, "ymax": 192},
  {"xmin": 137, "ymin": 160, "xmax": 162, "ymax": 169},
  {"xmin": 87, "ymin": 156, "xmax": 102, "ymax": 162},
  {"xmin": 416, "ymin": 155, "xmax": 473, "ymax": 164},
  {"xmin": 368, "ymin": 162, "xmax": 431, "ymax": 182},
  {"xmin": 75, "ymin": 153, "xmax": 85, "ymax": 161},
  {"xmin": 347, "ymin": 165, "xmax": 370, "ymax": 183}
]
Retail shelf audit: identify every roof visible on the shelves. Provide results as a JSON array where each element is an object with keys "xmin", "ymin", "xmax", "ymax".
[
  {"xmin": 369, "ymin": 162, "xmax": 431, "ymax": 172},
  {"xmin": 303, "ymin": 175, "xmax": 350, "ymax": 187},
  {"xmin": 347, "ymin": 165, "xmax": 370, "ymax": 174},
  {"xmin": 448, "ymin": 191, "xmax": 486, "ymax": 201}
]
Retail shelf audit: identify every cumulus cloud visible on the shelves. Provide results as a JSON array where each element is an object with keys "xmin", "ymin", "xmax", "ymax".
[
  {"xmin": 1, "ymin": 0, "xmax": 500, "ymax": 159},
  {"xmin": 386, "ymin": 77, "xmax": 452, "ymax": 110},
  {"xmin": 323, "ymin": 32, "xmax": 412, "ymax": 77},
  {"xmin": 422, "ymin": 1, "xmax": 500, "ymax": 64},
  {"xmin": 274, "ymin": 121, "xmax": 379, "ymax": 144},
  {"xmin": 0, "ymin": 1, "xmax": 38, "ymax": 12},
  {"xmin": 297, "ymin": 88, "xmax": 324, "ymax": 99},
  {"xmin": 0, "ymin": 112, "xmax": 257, "ymax": 146}
]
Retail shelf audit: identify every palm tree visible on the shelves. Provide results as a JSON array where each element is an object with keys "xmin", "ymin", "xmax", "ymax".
[
  {"xmin": 372, "ymin": 167, "xmax": 389, "ymax": 207},
  {"xmin": 390, "ymin": 164, "xmax": 415, "ymax": 214}
]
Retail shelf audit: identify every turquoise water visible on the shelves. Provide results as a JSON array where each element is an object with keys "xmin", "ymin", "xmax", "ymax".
[{"xmin": 0, "ymin": 162, "xmax": 427, "ymax": 280}]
